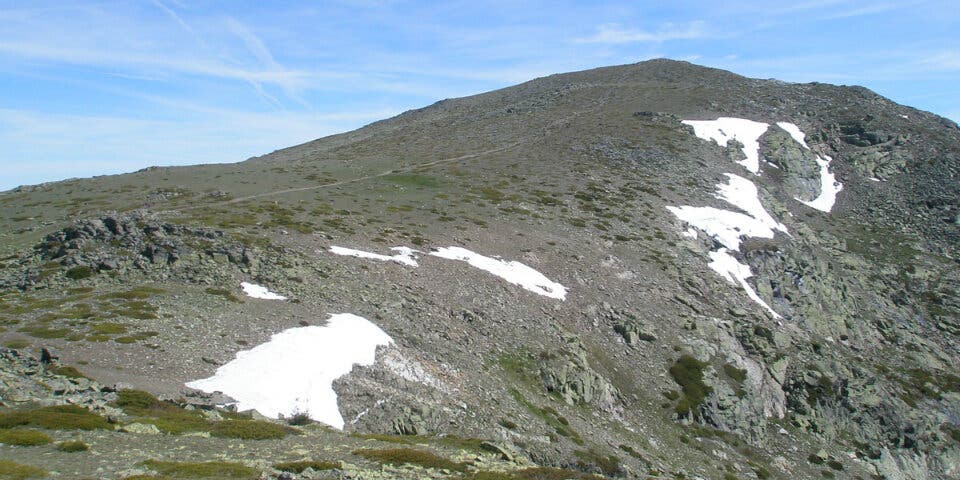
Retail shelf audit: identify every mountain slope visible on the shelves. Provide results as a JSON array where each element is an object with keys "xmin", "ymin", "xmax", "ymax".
[{"xmin": 1, "ymin": 59, "xmax": 958, "ymax": 479}]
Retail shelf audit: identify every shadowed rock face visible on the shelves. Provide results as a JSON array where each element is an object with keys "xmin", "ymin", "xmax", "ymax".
[{"xmin": 0, "ymin": 59, "xmax": 959, "ymax": 479}]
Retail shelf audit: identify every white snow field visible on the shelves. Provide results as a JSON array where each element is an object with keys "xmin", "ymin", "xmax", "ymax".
[
  {"xmin": 682, "ymin": 117, "xmax": 770, "ymax": 174},
  {"xmin": 329, "ymin": 246, "xmax": 419, "ymax": 266},
  {"xmin": 796, "ymin": 154, "xmax": 843, "ymax": 213},
  {"xmin": 775, "ymin": 122, "xmax": 810, "ymax": 148},
  {"xmin": 240, "ymin": 282, "xmax": 287, "ymax": 300},
  {"xmin": 666, "ymin": 174, "xmax": 788, "ymax": 251},
  {"xmin": 429, "ymin": 246, "xmax": 568, "ymax": 300},
  {"xmin": 185, "ymin": 313, "xmax": 393, "ymax": 430},
  {"xmin": 328, "ymin": 245, "xmax": 568, "ymax": 300},
  {"xmin": 709, "ymin": 249, "xmax": 781, "ymax": 318}
]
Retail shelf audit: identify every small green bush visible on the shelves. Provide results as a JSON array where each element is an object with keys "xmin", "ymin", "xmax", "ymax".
[
  {"xmin": 669, "ymin": 355, "xmax": 713, "ymax": 417},
  {"xmin": 141, "ymin": 460, "xmax": 257, "ymax": 479},
  {"xmin": 90, "ymin": 322, "xmax": 127, "ymax": 335},
  {"xmin": 117, "ymin": 389, "xmax": 160, "ymax": 410},
  {"xmin": 352, "ymin": 448, "xmax": 467, "ymax": 472},
  {"xmin": 0, "ymin": 405, "xmax": 111, "ymax": 431},
  {"xmin": 55, "ymin": 440, "xmax": 89, "ymax": 452},
  {"xmin": 723, "ymin": 363, "xmax": 747, "ymax": 383},
  {"xmin": 49, "ymin": 365, "xmax": 90, "ymax": 379},
  {"xmin": 210, "ymin": 420, "xmax": 294, "ymax": 440},
  {"xmin": 0, "ymin": 429, "xmax": 52, "ymax": 446},
  {"xmin": 272, "ymin": 460, "xmax": 339, "ymax": 473},
  {"xmin": 0, "ymin": 460, "xmax": 47, "ymax": 479},
  {"xmin": 65, "ymin": 266, "xmax": 95, "ymax": 280}
]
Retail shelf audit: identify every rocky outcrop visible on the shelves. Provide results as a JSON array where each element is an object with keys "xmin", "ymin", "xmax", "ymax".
[{"xmin": 538, "ymin": 335, "xmax": 619, "ymax": 413}]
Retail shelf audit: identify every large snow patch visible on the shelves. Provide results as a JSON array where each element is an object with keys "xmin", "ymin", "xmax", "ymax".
[
  {"xmin": 185, "ymin": 313, "xmax": 393, "ymax": 430},
  {"xmin": 429, "ymin": 246, "xmax": 568, "ymax": 300},
  {"xmin": 682, "ymin": 117, "xmax": 769, "ymax": 174}
]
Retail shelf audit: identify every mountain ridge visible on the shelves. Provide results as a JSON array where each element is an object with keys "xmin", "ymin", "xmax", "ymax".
[{"xmin": 0, "ymin": 59, "xmax": 958, "ymax": 479}]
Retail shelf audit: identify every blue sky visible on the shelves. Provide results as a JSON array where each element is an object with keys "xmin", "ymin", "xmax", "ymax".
[{"xmin": 0, "ymin": 1, "xmax": 957, "ymax": 191}]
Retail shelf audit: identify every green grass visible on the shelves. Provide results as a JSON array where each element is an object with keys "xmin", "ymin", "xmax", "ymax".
[
  {"xmin": 98, "ymin": 286, "xmax": 165, "ymax": 301},
  {"xmin": 271, "ymin": 460, "xmax": 339, "ymax": 473},
  {"xmin": 352, "ymin": 448, "xmax": 468, "ymax": 472},
  {"xmin": 384, "ymin": 174, "xmax": 441, "ymax": 188},
  {"xmin": 209, "ymin": 420, "xmax": 296, "ymax": 440},
  {"xmin": 140, "ymin": 460, "xmax": 257, "ymax": 479},
  {"xmin": 574, "ymin": 449, "xmax": 622, "ymax": 477},
  {"xmin": 0, "ymin": 429, "xmax": 52, "ymax": 446},
  {"xmin": 669, "ymin": 355, "xmax": 712, "ymax": 417},
  {"xmin": 0, "ymin": 405, "xmax": 111, "ymax": 430},
  {"xmin": 2, "ymin": 339, "xmax": 30, "ymax": 349},
  {"xmin": 90, "ymin": 322, "xmax": 127, "ymax": 335},
  {"xmin": 55, "ymin": 440, "xmax": 89, "ymax": 452},
  {"xmin": 0, "ymin": 460, "xmax": 47, "ymax": 479}
]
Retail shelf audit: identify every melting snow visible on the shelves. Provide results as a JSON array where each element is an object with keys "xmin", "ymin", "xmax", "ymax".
[
  {"xmin": 708, "ymin": 249, "xmax": 781, "ymax": 319},
  {"xmin": 682, "ymin": 117, "xmax": 770, "ymax": 174},
  {"xmin": 329, "ymin": 246, "xmax": 419, "ymax": 267},
  {"xmin": 796, "ymin": 155, "xmax": 842, "ymax": 213},
  {"xmin": 429, "ymin": 247, "xmax": 567, "ymax": 300},
  {"xmin": 775, "ymin": 122, "xmax": 810, "ymax": 149},
  {"xmin": 666, "ymin": 174, "xmax": 788, "ymax": 250},
  {"xmin": 185, "ymin": 313, "xmax": 393, "ymax": 430},
  {"xmin": 328, "ymin": 244, "xmax": 567, "ymax": 300},
  {"xmin": 240, "ymin": 282, "xmax": 287, "ymax": 300}
]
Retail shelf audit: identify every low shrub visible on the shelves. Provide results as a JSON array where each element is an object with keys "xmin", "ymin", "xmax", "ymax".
[
  {"xmin": 116, "ymin": 389, "xmax": 160, "ymax": 410},
  {"xmin": 55, "ymin": 440, "xmax": 89, "ymax": 452},
  {"xmin": 140, "ymin": 460, "xmax": 257, "ymax": 479},
  {"xmin": 0, "ymin": 405, "xmax": 111, "ymax": 430},
  {"xmin": 0, "ymin": 429, "xmax": 52, "ymax": 446},
  {"xmin": 0, "ymin": 460, "xmax": 47, "ymax": 479},
  {"xmin": 65, "ymin": 266, "xmax": 95, "ymax": 280},
  {"xmin": 210, "ymin": 420, "xmax": 295, "ymax": 440},
  {"xmin": 669, "ymin": 355, "xmax": 712, "ymax": 417},
  {"xmin": 272, "ymin": 460, "xmax": 339, "ymax": 473},
  {"xmin": 352, "ymin": 448, "xmax": 467, "ymax": 472}
]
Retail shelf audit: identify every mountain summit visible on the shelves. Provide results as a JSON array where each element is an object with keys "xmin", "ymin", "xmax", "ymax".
[{"xmin": 1, "ymin": 59, "xmax": 959, "ymax": 479}]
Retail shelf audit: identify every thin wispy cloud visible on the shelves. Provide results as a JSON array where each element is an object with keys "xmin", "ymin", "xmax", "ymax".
[
  {"xmin": 576, "ymin": 22, "xmax": 708, "ymax": 44},
  {"xmin": 0, "ymin": 0, "xmax": 956, "ymax": 190}
]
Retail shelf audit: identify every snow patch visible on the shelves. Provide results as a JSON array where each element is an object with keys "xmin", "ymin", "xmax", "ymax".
[
  {"xmin": 429, "ymin": 246, "xmax": 567, "ymax": 300},
  {"xmin": 329, "ymin": 246, "xmax": 419, "ymax": 266},
  {"xmin": 682, "ymin": 227, "xmax": 698, "ymax": 239},
  {"xmin": 796, "ymin": 155, "xmax": 842, "ymax": 212},
  {"xmin": 682, "ymin": 117, "xmax": 770, "ymax": 174},
  {"xmin": 775, "ymin": 122, "xmax": 810, "ymax": 149},
  {"xmin": 185, "ymin": 313, "xmax": 393, "ymax": 430},
  {"xmin": 666, "ymin": 174, "xmax": 788, "ymax": 250},
  {"xmin": 708, "ymin": 249, "xmax": 781, "ymax": 319},
  {"xmin": 240, "ymin": 282, "xmax": 287, "ymax": 300}
]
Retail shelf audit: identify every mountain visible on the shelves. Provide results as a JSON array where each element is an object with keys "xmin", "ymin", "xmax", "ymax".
[{"xmin": 1, "ymin": 59, "xmax": 958, "ymax": 479}]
